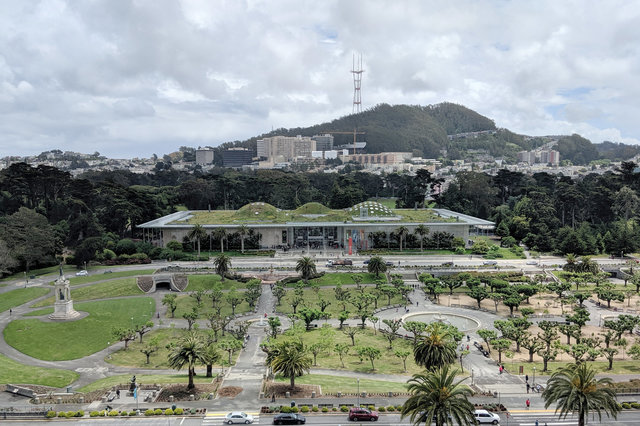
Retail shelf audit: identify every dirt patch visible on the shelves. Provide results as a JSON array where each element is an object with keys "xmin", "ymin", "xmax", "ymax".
[
  {"xmin": 264, "ymin": 382, "xmax": 320, "ymax": 399},
  {"xmin": 157, "ymin": 384, "xmax": 217, "ymax": 402},
  {"xmin": 217, "ymin": 386, "xmax": 243, "ymax": 398}
]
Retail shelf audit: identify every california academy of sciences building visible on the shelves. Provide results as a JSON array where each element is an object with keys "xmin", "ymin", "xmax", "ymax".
[{"xmin": 139, "ymin": 201, "xmax": 494, "ymax": 254}]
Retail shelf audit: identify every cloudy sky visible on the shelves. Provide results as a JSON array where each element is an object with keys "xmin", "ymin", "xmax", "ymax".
[{"xmin": 1, "ymin": 0, "xmax": 640, "ymax": 158}]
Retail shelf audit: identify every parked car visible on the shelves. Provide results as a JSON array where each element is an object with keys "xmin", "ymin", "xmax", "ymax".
[
  {"xmin": 225, "ymin": 412, "xmax": 254, "ymax": 424},
  {"xmin": 441, "ymin": 261, "xmax": 454, "ymax": 267},
  {"xmin": 483, "ymin": 260, "xmax": 497, "ymax": 265},
  {"xmin": 526, "ymin": 260, "xmax": 538, "ymax": 265},
  {"xmin": 349, "ymin": 407, "xmax": 379, "ymax": 422},
  {"xmin": 75, "ymin": 270, "xmax": 88, "ymax": 276},
  {"xmin": 385, "ymin": 261, "xmax": 395, "ymax": 266},
  {"xmin": 272, "ymin": 412, "xmax": 306, "ymax": 424},
  {"xmin": 474, "ymin": 409, "xmax": 500, "ymax": 424}
]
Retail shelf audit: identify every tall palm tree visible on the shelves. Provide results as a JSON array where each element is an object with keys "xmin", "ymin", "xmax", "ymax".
[
  {"xmin": 168, "ymin": 332, "xmax": 205, "ymax": 390},
  {"xmin": 212, "ymin": 227, "xmax": 227, "ymax": 253},
  {"xmin": 414, "ymin": 322, "xmax": 457, "ymax": 370},
  {"xmin": 367, "ymin": 255, "xmax": 387, "ymax": 278},
  {"xmin": 214, "ymin": 253, "xmax": 231, "ymax": 281},
  {"xmin": 201, "ymin": 343, "xmax": 222, "ymax": 378},
  {"xmin": 414, "ymin": 225, "xmax": 429, "ymax": 252},
  {"xmin": 542, "ymin": 363, "xmax": 620, "ymax": 426},
  {"xmin": 401, "ymin": 366, "xmax": 476, "ymax": 426},
  {"xmin": 296, "ymin": 256, "xmax": 316, "ymax": 282},
  {"xmin": 269, "ymin": 341, "xmax": 312, "ymax": 389},
  {"xmin": 187, "ymin": 224, "xmax": 207, "ymax": 257},
  {"xmin": 237, "ymin": 224, "xmax": 249, "ymax": 254},
  {"xmin": 395, "ymin": 226, "xmax": 409, "ymax": 251}
]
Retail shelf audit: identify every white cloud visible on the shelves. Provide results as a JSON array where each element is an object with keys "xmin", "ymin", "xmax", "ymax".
[{"xmin": 0, "ymin": 0, "xmax": 640, "ymax": 158}]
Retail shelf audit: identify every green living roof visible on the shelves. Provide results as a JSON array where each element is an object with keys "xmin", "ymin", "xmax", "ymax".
[{"xmin": 166, "ymin": 201, "xmax": 457, "ymax": 225}]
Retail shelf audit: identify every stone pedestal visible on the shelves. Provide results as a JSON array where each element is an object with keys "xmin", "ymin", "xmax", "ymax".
[{"xmin": 48, "ymin": 275, "xmax": 80, "ymax": 321}]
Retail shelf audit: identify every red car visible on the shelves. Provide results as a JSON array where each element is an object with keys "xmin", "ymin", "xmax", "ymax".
[{"xmin": 349, "ymin": 407, "xmax": 379, "ymax": 421}]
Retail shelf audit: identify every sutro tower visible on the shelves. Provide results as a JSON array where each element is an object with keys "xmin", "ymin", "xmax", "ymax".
[{"xmin": 351, "ymin": 53, "xmax": 364, "ymax": 114}]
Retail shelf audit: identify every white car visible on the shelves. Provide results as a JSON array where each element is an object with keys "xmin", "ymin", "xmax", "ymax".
[
  {"xmin": 225, "ymin": 412, "xmax": 254, "ymax": 424},
  {"xmin": 483, "ymin": 260, "xmax": 497, "ymax": 265},
  {"xmin": 75, "ymin": 270, "xmax": 88, "ymax": 276},
  {"xmin": 474, "ymin": 409, "xmax": 500, "ymax": 424},
  {"xmin": 526, "ymin": 260, "xmax": 538, "ymax": 265}
]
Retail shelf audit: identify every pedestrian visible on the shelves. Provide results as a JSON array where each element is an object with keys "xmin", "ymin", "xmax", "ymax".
[
  {"xmin": 416, "ymin": 301, "xmax": 418, "ymax": 306},
  {"xmin": 466, "ymin": 344, "xmax": 469, "ymax": 351},
  {"xmin": 271, "ymin": 394, "xmax": 276, "ymax": 403},
  {"xmin": 499, "ymin": 366, "xmax": 503, "ymax": 374},
  {"xmin": 9, "ymin": 309, "xmax": 11, "ymax": 315},
  {"xmin": 501, "ymin": 364, "xmax": 505, "ymax": 373},
  {"xmin": 526, "ymin": 383, "xmax": 530, "ymax": 393},
  {"xmin": 525, "ymin": 374, "xmax": 529, "ymax": 383},
  {"xmin": 526, "ymin": 399, "xmax": 530, "ymax": 409},
  {"xmin": 535, "ymin": 420, "xmax": 538, "ymax": 426},
  {"xmin": 116, "ymin": 389, "xmax": 120, "ymax": 399}
]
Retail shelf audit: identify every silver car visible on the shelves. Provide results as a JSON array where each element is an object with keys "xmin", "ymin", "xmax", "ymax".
[{"xmin": 225, "ymin": 412, "xmax": 254, "ymax": 424}]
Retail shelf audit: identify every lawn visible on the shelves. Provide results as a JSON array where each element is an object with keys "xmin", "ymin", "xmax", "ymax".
[
  {"xmin": 172, "ymin": 292, "xmax": 251, "ymax": 319},
  {"xmin": 0, "ymin": 265, "xmax": 77, "ymax": 282},
  {"xmin": 4, "ymin": 297, "xmax": 155, "ymax": 361},
  {"xmin": 0, "ymin": 353, "xmax": 79, "ymax": 388},
  {"xmin": 107, "ymin": 328, "xmax": 239, "ymax": 369},
  {"xmin": 277, "ymin": 287, "xmax": 405, "ymax": 316},
  {"xmin": 306, "ymin": 273, "xmax": 382, "ymax": 287},
  {"xmin": 66, "ymin": 269, "xmax": 156, "ymax": 286},
  {"xmin": 23, "ymin": 307, "xmax": 54, "ymax": 316},
  {"xmin": 274, "ymin": 374, "xmax": 408, "ymax": 394},
  {"xmin": 31, "ymin": 278, "xmax": 144, "ymax": 307},
  {"xmin": 77, "ymin": 374, "xmax": 214, "ymax": 393},
  {"xmin": 271, "ymin": 327, "xmax": 419, "ymax": 375},
  {"xmin": 0, "ymin": 287, "xmax": 51, "ymax": 313},
  {"xmin": 187, "ymin": 274, "xmax": 246, "ymax": 291}
]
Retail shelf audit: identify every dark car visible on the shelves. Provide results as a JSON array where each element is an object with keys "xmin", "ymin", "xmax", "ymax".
[
  {"xmin": 273, "ymin": 413, "xmax": 306, "ymax": 425},
  {"xmin": 349, "ymin": 407, "xmax": 379, "ymax": 422}
]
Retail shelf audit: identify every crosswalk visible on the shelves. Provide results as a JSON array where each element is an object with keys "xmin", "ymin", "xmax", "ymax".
[
  {"xmin": 202, "ymin": 411, "xmax": 261, "ymax": 424},
  {"xmin": 508, "ymin": 411, "xmax": 577, "ymax": 426}
]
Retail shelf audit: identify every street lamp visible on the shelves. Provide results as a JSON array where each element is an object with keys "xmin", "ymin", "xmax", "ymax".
[
  {"xmin": 357, "ymin": 378, "xmax": 360, "ymax": 407},
  {"xmin": 533, "ymin": 367, "xmax": 536, "ymax": 386},
  {"xmin": 471, "ymin": 369, "xmax": 474, "ymax": 386}
]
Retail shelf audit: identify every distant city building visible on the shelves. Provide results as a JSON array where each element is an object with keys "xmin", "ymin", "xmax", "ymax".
[
  {"xmin": 195, "ymin": 149, "xmax": 214, "ymax": 165},
  {"xmin": 311, "ymin": 134, "xmax": 334, "ymax": 151},
  {"xmin": 223, "ymin": 148, "xmax": 254, "ymax": 168},
  {"xmin": 256, "ymin": 135, "xmax": 316, "ymax": 162},
  {"xmin": 344, "ymin": 152, "xmax": 412, "ymax": 167},
  {"xmin": 518, "ymin": 149, "xmax": 560, "ymax": 166}
]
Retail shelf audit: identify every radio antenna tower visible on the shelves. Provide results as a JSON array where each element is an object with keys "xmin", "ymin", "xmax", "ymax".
[{"xmin": 351, "ymin": 53, "xmax": 364, "ymax": 114}]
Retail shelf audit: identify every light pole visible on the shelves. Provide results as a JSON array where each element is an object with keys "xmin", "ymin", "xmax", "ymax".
[
  {"xmin": 471, "ymin": 369, "xmax": 474, "ymax": 386},
  {"xmin": 357, "ymin": 378, "xmax": 360, "ymax": 407},
  {"xmin": 533, "ymin": 367, "xmax": 536, "ymax": 386}
]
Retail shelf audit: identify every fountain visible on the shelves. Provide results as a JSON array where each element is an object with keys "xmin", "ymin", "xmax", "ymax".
[{"xmin": 404, "ymin": 312, "xmax": 479, "ymax": 332}]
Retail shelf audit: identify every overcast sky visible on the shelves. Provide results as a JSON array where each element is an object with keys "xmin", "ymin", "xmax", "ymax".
[{"xmin": 2, "ymin": 0, "xmax": 640, "ymax": 158}]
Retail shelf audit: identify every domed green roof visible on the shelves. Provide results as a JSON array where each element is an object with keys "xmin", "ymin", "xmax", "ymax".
[
  {"xmin": 234, "ymin": 202, "xmax": 279, "ymax": 220},
  {"xmin": 348, "ymin": 201, "xmax": 396, "ymax": 217},
  {"xmin": 294, "ymin": 202, "xmax": 331, "ymax": 214}
]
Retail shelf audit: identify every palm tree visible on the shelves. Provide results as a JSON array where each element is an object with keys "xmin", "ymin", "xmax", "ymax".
[
  {"xmin": 542, "ymin": 363, "xmax": 620, "ymax": 426},
  {"xmin": 269, "ymin": 341, "xmax": 312, "ymax": 389},
  {"xmin": 212, "ymin": 227, "xmax": 227, "ymax": 253},
  {"xmin": 167, "ymin": 332, "xmax": 205, "ymax": 390},
  {"xmin": 414, "ymin": 225, "xmax": 429, "ymax": 252},
  {"xmin": 395, "ymin": 226, "xmax": 409, "ymax": 251},
  {"xmin": 201, "ymin": 343, "xmax": 222, "ymax": 378},
  {"xmin": 187, "ymin": 224, "xmax": 207, "ymax": 257},
  {"xmin": 401, "ymin": 366, "xmax": 476, "ymax": 426},
  {"xmin": 296, "ymin": 256, "xmax": 316, "ymax": 282},
  {"xmin": 214, "ymin": 253, "xmax": 231, "ymax": 281},
  {"xmin": 414, "ymin": 322, "xmax": 457, "ymax": 370},
  {"xmin": 367, "ymin": 255, "xmax": 387, "ymax": 278},
  {"xmin": 237, "ymin": 225, "xmax": 249, "ymax": 254}
]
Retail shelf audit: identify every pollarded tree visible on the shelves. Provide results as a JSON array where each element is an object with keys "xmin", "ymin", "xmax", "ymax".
[
  {"xmin": 342, "ymin": 326, "xmax": 361, "ymax": 346},
  {"xmin": 542, "ymin": 363, "xmax": 620, "ymax": 426},
  {"xmin": 468, "ymin": 286, "xmax": 488, "ymax": 308},
  {"xmin": 477, "ymin": 329, "xmax": 497, "ymax": 354},
  {"xmin": 214, "ymin": 253, "xmax": 231, "ymax": 281},
  {"xmin": 395, "ymin": 349, "xmax": 411, "ymax": 373},
  {"xmin": 521, "ymin": 333, "xmax": 545, "ymax": 363},
  {"xmin": 490, "ymin": 338, "xmax": 512, "ymax": 364},
  {"xmin": 401, "ymin": 366, "xmax": 476, "ymax": 426},
  {"xmin": 267, "ymin": 316, "xmax": 281, "ymax": 339},
  {"xmin": 295, "ymin": 256, "xmax": 316, "ymax": 283},
  {"xmin": 112, "ymin": 327, "xmax": 136, "ymax": 350},
  {"xmin": 358, "ymin": 346, "xmax": 382, "ymax": 370},
  {"xmin": 140, "ymin": 336, "xmax": 160, "ymax": 364},
  {"xmin": 269, "ymin": 340, "xmax": 312, "ymax": 389},
  {"xmin": 219, "ymin": 337, "xmax": 242, "ymax": 370},
  {"xmin": 367, "ymin": 255, "xmax": 387, "ymax": 278},
  {"xmin": 272, "ymin": 284, "xmax": 286, "ymax": 306},
  {"xmin": 382, "ymin": 318, "xmax": 403, "ymax": 349},
  {"xmin": 334, "ymin": 343, "xmax": 350, "ymax": 368},
  {"xmin": 187, "ymin": 224, "xmax": 207, "ymax": 257},
  {"xmin": 297, "ymin": 307, "xmax": 322, "ymax": 330},
  {"xmin": 134, "ymin": 321, "xmax": 154, "ymax": 343},
  {"xmin": 168, "ymin": 332, "xmax": 206, "ymax": 390},
  {"xmin": 225, "ymin": 286, "xmax": 243, "ymax": 316},
  {"xmin": 404, "ymin": 321, "xmax": 427, "ymax": 348},
  {"xmin": 162, "ymin": 293, "xmax": 177, "ymax": 318}
]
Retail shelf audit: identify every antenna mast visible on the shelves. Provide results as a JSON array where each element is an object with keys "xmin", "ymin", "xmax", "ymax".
[{"xmin": 351, "ymin": 53, "xmax": 364, "ymax": 114}]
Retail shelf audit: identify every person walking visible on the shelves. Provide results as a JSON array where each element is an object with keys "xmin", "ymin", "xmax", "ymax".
[
  {"xmin": 499, "ymin": 366, "xmax": 503, "ymax": 374},
  {"xmin": 526, "ymin": 383, "xmax": 530, "ymax": 393},
  {"xmin": 526, "ymin": 398, "xmax": 530, "ymax": 409}
]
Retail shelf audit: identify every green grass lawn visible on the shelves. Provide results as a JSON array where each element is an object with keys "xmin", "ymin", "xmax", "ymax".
[
  {"xmin": 31, "ymin": 278, "xmax": 144, "ymax": 307},
  {"xmin": 4, "ymin": 297, "xmax": 155, "ymax": 361},
  {"xmin": 172, "ymin": 292, "xmax": 251, "ymax": 319},
  {"xmin": 187, "ymin": 274, "xmax": 246, "ymax": 291},
  {"xmin": 306, "ymin": 273, "xmax": 382, "ymax": 287},
  {"xmin": 277, "ymin": 287, "xmax": 405, "ymax": 316},
  {"xmin": 66, "ymin": 269, "xmax": 156, "ymax": 286},
  {"xmin": 271, "ymin": 327, "xmax": 419, "ymax": 375},
  {"xmin": 274, "ymin": 374, "xmax": 408, "ymax": 394},
  {"xmin": 0, "ymin": 265, "xmax": 78, "ymax": 282},
  {"xmin": 77, "ymin": 374, "xmax": 214, "ymax": 393},
  {"xmin": 23, "ymin": 307, "xmax": 54, "ymax": 316},
  {"xmin": 0, "ymin": 353, "xmax": 79, "ymax": 388},
  {"xmin": 0, "ymin": 287, "xmax": 51, "ymax": 313}
]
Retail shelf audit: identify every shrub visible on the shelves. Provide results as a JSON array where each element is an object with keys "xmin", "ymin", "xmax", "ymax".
[
  {"xmin": 164, "ymin": 409, "xmax": 174, "ymax": 415},
  {"xmin": 108, "ymin": 410, "xmax": 119, "ymax": 416},
  {"xmin": 280, "ymin": 406, "xmax": 291, "ymax": 413},
  {"xmin": 99, "ymin": 410, "xmax": 106, "ymax": 416},
  {"xmin": 291, "ymin": 406, "xmax": 299, "ymax": 413},
  {"xmin": 340, "ymin": 406, "xmax": 349, "ymax": 412},
  {"xmin": 46, "ymin": 411, "xmax": 56, "ymax": 418},
  {"xmin": 67, "ymin": 411, "xmax": 77, "ymax": 417},
  {"xmin": 378, "ymin": 406, "xmax": 386, "ymax": 412},
  {"xmin": 129, "ymin": 411, "xmax": 138, "ymax": 416},
  {"xmin": 174, "ymin": 408, "xmax": 184, "ymax": 415},
  {"xmin": 144, "ymin": 409, "xmax": 155, "ymax": 416},
  {"xmin": 321, "ymin": 407, "xmax": 329, "ymax": 413},
  {"xmin": 76, "ymin": 410, "xmax": 84, "ymax": 417},
  {"xmin": 631, "ymin": 402, "xmax": 640, "ymax": 409},
  {"xmin": 622, "ymin": 403, "xmax": 631, "ymax": 409},
  {"xmin": 57, "ymin": 412, "xmax": 67, "ymax": 418},
  {"xmin": 154, "ymin": 408, "xmax": 163, "ymax": 415},
  {"xmin": 311, "ymin": 406, "xmax": 319, "ymax": 412},
  {"xmin": 300, "ymin": 406, "xmax": 309, "ymax": 413},
  {"xmin": 387, "ymin": 406, "xmax": 395, "ymax": 412},
  {"xmin": 368, "ymin": 405, "xmax": 375, "ymax": 410}
]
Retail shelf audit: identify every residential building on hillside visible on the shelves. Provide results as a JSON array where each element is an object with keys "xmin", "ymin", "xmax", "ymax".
[{"xmin": 256, "ymin": 135, "xmax": 316, "ymax": 162}]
